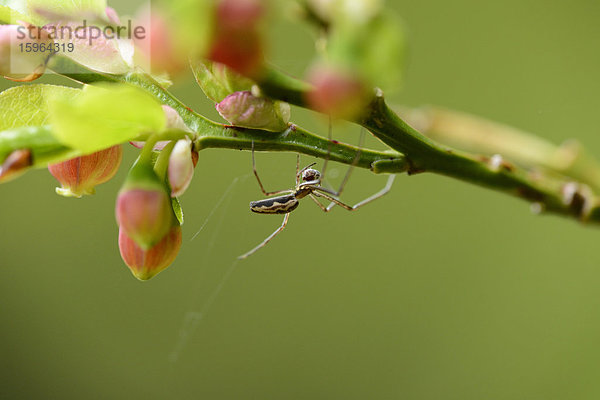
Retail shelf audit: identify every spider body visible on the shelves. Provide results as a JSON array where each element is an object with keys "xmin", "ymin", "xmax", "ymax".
[
  {"xmin": 249, "ymin": 167, "xmax": 320, "ymax": 214},
  {"xmin": 250, "ymin": 194, "xmax": 299, "ymax": 214},
  {"xmin": 238, "ymin": 138, "xmax": 396, "ymax": 259}
]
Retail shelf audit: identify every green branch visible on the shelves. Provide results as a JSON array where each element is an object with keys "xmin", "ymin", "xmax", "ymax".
[
  {"xmin": 44, "ymin": 56, "xmax": 600, "ymax": 224},
  {"xmin": 257, "ymin": 66, "xmax": 600, "ymax": 224},
  {"xmin": 398, "ymin": 106, "xmax": 600, "ymax": 192},
  {"xmin": 10, "ymin": 56, "xmax": 407, "ymax": 175}
]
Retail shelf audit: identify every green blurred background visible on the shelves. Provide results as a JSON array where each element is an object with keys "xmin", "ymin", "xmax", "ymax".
[{"xmin": 3, "ymin": 0, "xmax": 600, "ymax": 399}]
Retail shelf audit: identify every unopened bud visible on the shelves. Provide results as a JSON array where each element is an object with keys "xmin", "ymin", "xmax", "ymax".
[
  {"xmin": 0, "ymin": 149, "xmax": 32, "ymax": 183},
  {"xmin": 168, "ymin": 138, "xmax": 195, "ymax": 197},
  {"xmin": 216, "ymin": 90, "xmax": 290, "ymax": 131},
  {"xmin": 306, "ymin": 64, "xmax": 370, "ymax": 119},
  {"xmin": 134, "ymin": 6, "xmax": 186, "ymax": 75},
  {"xmin": 0, "ymin": 24, "xmax": 53, "ymax": 82},
  {"xmin": 116, "ymin": 160, "xmax": 174, "ymax": 249},
  {"xmin": 208, "ymin": 0, "xmax": 265, "ymax": 77},
  {"xmin": 162, "ymin": 105, "xmax": 192, "ymax": 133},
  {"xmin": 118, "ymin": 224, "xmax": 182, "ymax": 280},
  {"xmin": 48, "ymin": 145, "xmax": 123, "ymax": 197},
  {"xmin": 216, "ymin": 0, "xmax": 264, "ymax": 30}
]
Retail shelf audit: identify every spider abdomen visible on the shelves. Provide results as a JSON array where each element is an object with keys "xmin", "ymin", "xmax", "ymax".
[{"xmin": 250, "ymin": 194, "xmax": 299, "ymax": 214}]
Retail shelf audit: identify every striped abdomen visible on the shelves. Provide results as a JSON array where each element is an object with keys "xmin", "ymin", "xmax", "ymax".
[{"xmin": 250, "ymin": 194, "xmax": 299, "ymax": 214}]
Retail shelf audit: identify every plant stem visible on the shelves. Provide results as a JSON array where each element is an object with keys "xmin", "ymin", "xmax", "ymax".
[
  {"xmin": 257, "ymin": 66, "xmax": 600, "ymax": 224},
  {"xmin": 26, "ymin": 56, "xmax": 408, "ymax": 175},
  {"xmin": 398, "ymin": 106, "xmax": 600, "ymax": 192},
  {"xmin": 46, "ymin": 56, "xmax": 600, "ymax": 224}
]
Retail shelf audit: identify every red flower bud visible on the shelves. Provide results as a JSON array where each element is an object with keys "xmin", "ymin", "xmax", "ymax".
[
  {"xmin": 118, "ymin": 224, "xmax": 182, "ymax": 280},
  {"xmin": 48, "ymin": 145, "xmax": 123, "ymax": 197},
  {"xmin": 116, "ymin": 160, "xmax": 174, "ymax": 249},
  {"xmin": 208, "ymin": 0, "xmax": 265, "ymax": 77},
  {"xmin": 306, "ymin": 64, "xmax": 370, "ymax": 119},
  {"xmin": 216, "ymin": 0, "xmax": 264, "ymax": 31},
  {"xmin": 0, "ymin": 23, "xmax": 53, "ymax": 82}
]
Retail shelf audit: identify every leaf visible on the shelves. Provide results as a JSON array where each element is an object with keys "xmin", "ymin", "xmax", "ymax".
[
  {"xmin": 0, "ymin": 85, "xmax": 81, "ymax": 169},
  {"xmin": 0, "ymin": 0, "xmax": 107, "ymax": 25},
  {"xmin": 191, "ymin": 60, "xmax": 254, "ymax": 103},
  {"xmin": 171, "ymin": 196, "xmax": 184, "ymax": 225},
  {"xmin": 49, "ymin": 83, "xmax": 166, "ymax": 154},
  {"xmin": 0, "ymin": 125, "xmax": 75, "ymax": 166},
  {"xmin": 0, "ymin": 84, "xmax": 80, "ymax": 130},
  {"xmin": 0, "ymin": 5, "xmax": 28, "ymax": 24},
  {"xmin": 28, "ymin": 0, "xmax": 107, "ymax": 15},
  {"xmin": 48, "ymin": 20, "xmax": 134, "ymax": 74}
]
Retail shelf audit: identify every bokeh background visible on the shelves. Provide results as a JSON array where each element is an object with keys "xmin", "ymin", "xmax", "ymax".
[{"xmin": 3, "ymin": 0, "xmax": 600, "ymax": 399}]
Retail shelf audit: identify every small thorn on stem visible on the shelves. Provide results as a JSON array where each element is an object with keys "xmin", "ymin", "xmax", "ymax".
[{"xmin": 530, "ymin": 202, "xmax": 543, "ymax": 215}]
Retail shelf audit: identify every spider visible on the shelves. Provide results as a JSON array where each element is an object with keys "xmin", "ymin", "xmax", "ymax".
[{"xmin": 238, "ymin": 132, "xmax": 396, "ymax": 259}]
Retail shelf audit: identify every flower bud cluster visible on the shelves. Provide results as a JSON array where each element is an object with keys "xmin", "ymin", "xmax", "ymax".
[
  {"xmin": 116, "ymin": 133, "xmax": 197, "ymax": 280},
  {"xmin": 115, "ymin": 157, "xmax": 180, "ymax": 280}
]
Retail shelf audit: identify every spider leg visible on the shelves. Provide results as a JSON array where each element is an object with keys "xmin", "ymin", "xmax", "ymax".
[
  {"xmin": 238, "ymin": 213, "xmax": 291, "ymax": 259},
  {"xmin": 308, "ymin": 194, "xmax": 329, "ymax": 212},
  {"xmin": 251, "ymin": 140, "xmax": 294, "ymax": 196},
  {"xmin": 312, "ymin": 191, "xmax": 353, "ymax": 211},
  {"xmin": 295, "ymin": 154, "xmax": 300, "ymax": 186},
  {"xmin": 312, "ymin": 174, "xmax": 396, "ymax": 212},
  {"xmin": 325, "ymin": 128, "xmax": 367, "ymax": 197}
]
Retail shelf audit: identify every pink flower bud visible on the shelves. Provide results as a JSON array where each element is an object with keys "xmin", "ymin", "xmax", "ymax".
[
  {"xmin": 162, "ymin": 105, "xmax": 192, "ymax": 133},
  {"xmin": 168, "ymin": 138, "xmax": 195, "ymax": 197},
  {"xmin": 216, "ymin": 90, "xmax": 290, "ymax": 131},
  {"xmin": 134, "ymin": 6, "xmax": 186, "ymax": 75},
  {"xmin": 118, "ymin": 224, "xmax": 182, "ymax": 280},
  {"xmin": 116, "ymin": 185, "xmax": 173, "ymax": 250},
  {"xmin": 216, "ymin": 0, "xmax": 264, "ymax": 31},
  {"xmin": 48, "ymin": 145, "xmax": 123, "ymax": 197},
  {"xmin": 0, "ymin": 149, "xmax": 32, "ymax": 183},
  {"xmin": 208, "ymin": 0, "xmax": 265, "ymax": 77},
  {"xmin": 306, "ymin": 64, "xmax": 370, "ymax": 119},
  {"xmin": 0, "ymin": 24, "xmax": 53, "ymax": 82}
]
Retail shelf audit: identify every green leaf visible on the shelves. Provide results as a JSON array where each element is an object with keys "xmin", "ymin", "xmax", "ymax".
[
  {"xmin": 0, "ymin": 85, "xmax": 81, "ymax": 169},
  {"xmin": 0, "ymin": 125, "xmax": 76, "ymax": 166},
  {"xmin": 49, "ymin": 83, "xmax": 166, "ymax": 154},
  {"xmin": 27, "ymin": 0, "xmax": 107, "ymax": 15},
  {"xmin": 1, "ymin": 0, "xmax": 107, "ymax": 27},
  {"xmin": 0, "ymin": 0, "xmax": 107, "ymax": 23},
  {"xmin": 0, "ymin": 84, "xmax": 80, "ymax": 131},
  {"xmin": 0, "ymin": 5, "xmax": 28, "ymax": 23},
  {"xmin": 191, "ymin": 60, "xmax": 255, "ymax": 103},
  {"xmin": 171, "ymin": 196, "xmax": 184, "ymax": 225},
  {"xmin": 48, "ymin": 20, "xmax": 134, "ymax": 75}
]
